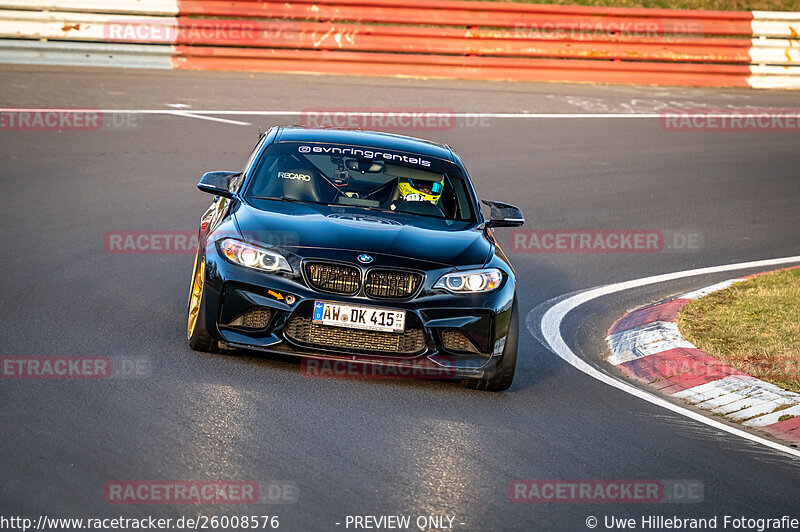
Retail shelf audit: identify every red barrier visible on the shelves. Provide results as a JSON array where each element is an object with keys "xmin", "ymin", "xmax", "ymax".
[
  {"xmin": 167, "ymin": 0, "xmax": 760, "ymax": 87},
  {"xmin": 173, "ymin": 46, "xmax": 752, "ymax": 87},
  {"xmin": 178, "ymin": 1, "xmax": 754, "ymax": 36},
  {"xmin": 168, "ymin": 20, "xmax": 753, "ymax": 63}
]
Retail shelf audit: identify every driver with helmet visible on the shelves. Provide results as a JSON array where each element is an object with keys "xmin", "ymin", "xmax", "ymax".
[{"xmin": 395, "ymin": 177, "xmax": 445, "ymax": 205}]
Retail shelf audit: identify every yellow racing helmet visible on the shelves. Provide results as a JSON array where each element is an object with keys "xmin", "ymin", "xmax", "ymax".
[{"xmin": 397, "ymin": 177, "xmax": 445, "ymax": 204}]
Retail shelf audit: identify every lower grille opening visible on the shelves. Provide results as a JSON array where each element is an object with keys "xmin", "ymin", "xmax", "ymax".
[
  {"xmin": 229, "ymin": 307, "xmax": 272, "ymax": 329},
  {"xmin": 285, "ymin": 316, "xmax": 425, "ymax": 355},
  {"xmin": 441, "ymin": 330, "xmax": 481, "ymax": 354}
]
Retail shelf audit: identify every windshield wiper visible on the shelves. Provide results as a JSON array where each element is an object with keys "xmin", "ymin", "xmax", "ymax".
[{"xmin": 250, "ymin": 196, "xmax": 329, "ymax": 206}]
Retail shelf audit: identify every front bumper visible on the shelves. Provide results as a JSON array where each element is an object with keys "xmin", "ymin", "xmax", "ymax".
[{"xmin": 200, "ymin": 242, "xmax": 515, "ymax": 378}]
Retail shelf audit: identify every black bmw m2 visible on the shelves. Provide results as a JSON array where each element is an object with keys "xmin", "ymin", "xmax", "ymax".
[{"xmin": 187, "ymin": 127, "xmax": 524, "ymax": 391}]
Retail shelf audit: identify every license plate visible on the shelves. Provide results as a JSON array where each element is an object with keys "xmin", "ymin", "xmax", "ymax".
[{"xmin": 313, "ymin": 302, "xmax": 406, "ymax": 333}]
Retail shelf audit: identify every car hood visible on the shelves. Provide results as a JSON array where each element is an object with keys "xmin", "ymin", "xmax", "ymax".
[{"xmin": 233, "ymin": 200, "xmax": 492, "ymax": 268}]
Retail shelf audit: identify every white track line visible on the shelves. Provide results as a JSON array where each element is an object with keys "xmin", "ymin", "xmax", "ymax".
[
  {"xmin": 164, "ymin": 112, "xmax": 671, "ymax": 119},
  {"xmin": 166, "ymin": 111, "xmax": 251, "ymax": 126},
  {"xmin": 3, "ymin": 108, "xmax": 787, "ymax": 119},
  {"xmin": 533, "ymin": 255, "xmax": 800, "ymax": 459},
  {"xmin": 5, "ymin": 109, "xmax": 798, "ymax": 120}
]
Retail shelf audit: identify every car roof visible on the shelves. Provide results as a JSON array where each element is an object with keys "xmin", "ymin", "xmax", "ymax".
[{"xmin": 274, "ymin": 127, "xmax": 455, "ymax": 162}]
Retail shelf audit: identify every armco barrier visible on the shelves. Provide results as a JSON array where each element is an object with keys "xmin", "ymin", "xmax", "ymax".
[{"xmin": 0, "ymin": 0, "xmax": 798, "ymax": 89}]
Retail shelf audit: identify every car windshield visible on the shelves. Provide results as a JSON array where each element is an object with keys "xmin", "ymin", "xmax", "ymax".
[{"xmin": 244, "ymin": 141, "xmax": 476, "ymax": 222}]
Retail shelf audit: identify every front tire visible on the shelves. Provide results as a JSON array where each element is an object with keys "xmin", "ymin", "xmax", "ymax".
[
  {"xmin": 187, "ymin": 250, "xmax": 218, "ymax": 353},
  {"xmin": 466, "ymin": 297, "xmax": 518, "ymax": 392}
]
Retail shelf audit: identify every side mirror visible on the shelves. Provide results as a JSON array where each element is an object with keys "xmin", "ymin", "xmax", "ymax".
[
  {"xmin": 197, "ymin": 171, "xmax": 241, "ymax": 198},
  {"xmin": 482, "ymin": 199, "xmax": 525, "ymax": 228}
]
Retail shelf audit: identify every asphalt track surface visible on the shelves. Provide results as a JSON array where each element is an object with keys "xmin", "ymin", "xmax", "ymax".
[{"xmin": 2, "ymin": 66, "xmax": 800, "ymax": 531}]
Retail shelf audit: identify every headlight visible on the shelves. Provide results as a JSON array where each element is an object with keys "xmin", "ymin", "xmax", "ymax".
[
  {"xmin": 434, "ymin": 268, "xmax": 502, "ymax": 293},
  {"xmin": 218, "ymin": 238, "xmax": 292, "ymax": 273}
]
